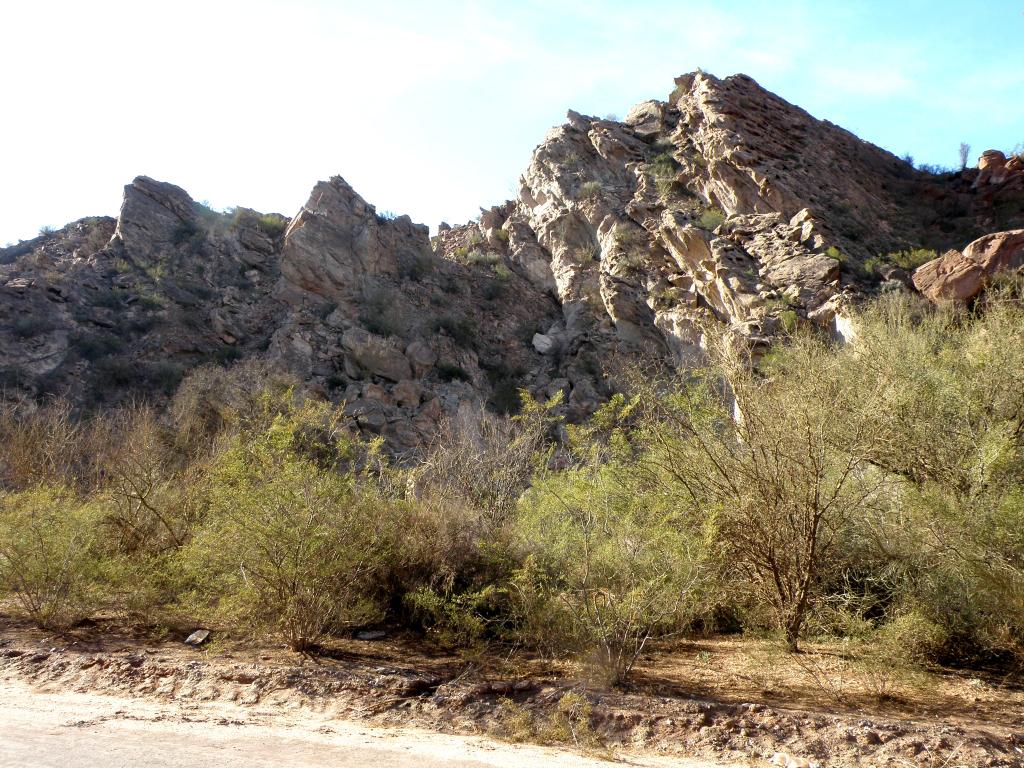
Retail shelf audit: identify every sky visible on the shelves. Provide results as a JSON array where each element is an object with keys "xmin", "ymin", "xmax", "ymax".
[{"xmin": 2, "ymin": 0, "xmax": 1023, "ymax": 245}]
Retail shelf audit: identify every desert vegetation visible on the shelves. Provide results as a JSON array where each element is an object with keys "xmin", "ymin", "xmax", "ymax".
[{"xmin": 2, "ymin": 285, "xmax": 1024, "ymax": 692}]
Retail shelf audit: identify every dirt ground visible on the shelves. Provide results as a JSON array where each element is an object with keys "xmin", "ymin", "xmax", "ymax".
[
  {"xmin": 1, "ymin": 614, "xmax": 1021, "ymax": 767},
  {"xmin": 0, "ymin": 677, "xmax": 728, "ymax": 768}
]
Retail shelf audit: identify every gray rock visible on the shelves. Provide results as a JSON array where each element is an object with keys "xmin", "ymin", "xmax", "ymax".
[{"xmin": 184, "ymin": 629, "xmax": 210, "ymax": 647}]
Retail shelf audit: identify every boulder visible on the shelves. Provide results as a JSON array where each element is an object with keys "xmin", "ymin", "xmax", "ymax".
[
  {"xmin": 392, "ymin": 379, "xmax": 422, "ymax": 407},
  {"xmin": 341, "ymin": 327, "xmax": 412, "ymax": 381},
  {"xmin": 280, "ymin": 176, "xmax": 433, "ymax": 300},
  {"xmin": 913, "ymin": 229, "xmax": 1024, "ymax": 303},
  {"xmin": 113, "ymin": 176, "xmax": 200, "ymax": 264},
  {"xmin": 975, "ymin": 149, "xmax": 1011, "ymax": 187},
  {"xmin": 404, "ymin": 340, "xmax": 437, "ymax": 377}
]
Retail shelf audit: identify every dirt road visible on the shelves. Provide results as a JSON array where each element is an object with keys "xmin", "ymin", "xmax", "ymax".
[{"xmin": 0, "ymin": 679, "xmax": 732, "ymax": 768}]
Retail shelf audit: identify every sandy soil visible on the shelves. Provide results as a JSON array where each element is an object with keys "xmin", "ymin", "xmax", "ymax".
[
  {"xmin": 1, "ymin": 616, "xmax": 1022, "ymax": 767},
  {"xmin": 0, "ymin": 677, "xmax": 726, "ymax": 768}
]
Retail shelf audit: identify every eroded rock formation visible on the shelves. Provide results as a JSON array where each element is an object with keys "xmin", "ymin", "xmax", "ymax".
[{"xmin": 3, "ymin": 71, "xmax": 1023, "ymax": 450}]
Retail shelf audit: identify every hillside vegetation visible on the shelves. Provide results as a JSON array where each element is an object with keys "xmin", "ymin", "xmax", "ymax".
[{"xmin": 3, "ymin": 284, "xmax": 1022, "ymax": 689}]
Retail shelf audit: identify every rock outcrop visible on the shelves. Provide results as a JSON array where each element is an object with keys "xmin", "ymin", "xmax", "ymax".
[
  {"xmin": 4, "ymin": 71, "xmax": 1024, "ymax": 451},
  {"xmin": 913, "ymin": 229, "xmax": 1024, "ymax": 303}
]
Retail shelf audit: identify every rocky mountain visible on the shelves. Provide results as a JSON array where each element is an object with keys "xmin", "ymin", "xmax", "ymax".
[{"xmin": 3, "ymin": 71, "xmax": 1023, "ymax": 450}]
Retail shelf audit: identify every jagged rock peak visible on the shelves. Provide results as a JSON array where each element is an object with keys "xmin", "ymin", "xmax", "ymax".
[{"xmin": 4, "ymin": 71, "xmax": 1024, "ymax": 452}]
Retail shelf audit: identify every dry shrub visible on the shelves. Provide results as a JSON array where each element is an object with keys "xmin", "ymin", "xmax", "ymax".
[{"xmin": 0, "ymin": 486, "xmax": 103, "ymax": 628}]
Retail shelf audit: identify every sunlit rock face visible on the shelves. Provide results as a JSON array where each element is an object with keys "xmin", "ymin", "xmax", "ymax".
[{"xmin": 3, "ymin": 71, "xmax": 1023, "ymax": 447}]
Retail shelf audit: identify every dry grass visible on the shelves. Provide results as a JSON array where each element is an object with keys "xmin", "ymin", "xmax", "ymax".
[{"xmin": 631, "ymin": 636, "xmax": 1024, "ymax": 728}]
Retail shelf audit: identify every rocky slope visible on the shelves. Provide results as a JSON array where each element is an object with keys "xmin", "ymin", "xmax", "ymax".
[{"xmin": 3, "ymin": 71, "xmax": 1023, "ymax": 449}]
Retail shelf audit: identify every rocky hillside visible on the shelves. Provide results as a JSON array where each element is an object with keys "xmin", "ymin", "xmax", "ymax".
[{"xmin": 3, "ymin": 71, "xmax": 1023, "ymax": 450}]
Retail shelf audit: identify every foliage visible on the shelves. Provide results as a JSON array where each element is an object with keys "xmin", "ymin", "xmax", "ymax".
[
  {"xmin": 3, "ymin": 288, "xmax": 1024, "ymax": 677},
  {"xmin": 648, "ymin": 151, "xmax": 681, "ymax": 198},
  {"xmin": 511, "ymin": 446, "xmax": 711, "ymax": 683},
  {"xmin": 359, "ymin": 282, "xmax": 408, "ymax": 337},
  {"xmin": 864, "ymin": 248, "xmax": 937, "ymax": 276},
  {"xmin": 697, "ymin": 206, "xmax": 725, "ymax": 231},
  {"xmin": 179, "ymin": 398, "xmax": 393, "ymax": 650},
  {"xmin": 431, "ymin": 314, "xmax": 476, "ymax": 347},
  {"xmin": 11, "ymin": 316, "xmax": 59, "ymax": 338},
  {"xmin": 0, "ymin": 486, "xmax": 102, "ymax": 628},
  {"xmin": 630, "ymin": 333, "xmax": 894, "ymax": 651},
  {"xmin": 436, "ymin": 361, "xmax": 471, "ymax": 382}
]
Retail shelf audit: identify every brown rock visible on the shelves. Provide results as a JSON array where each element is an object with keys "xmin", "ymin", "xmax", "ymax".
[
  {"xmin": 341, "ymin": 327, "xmax": 412, "ymax": 382},
  {"xmin": 913, "ymin": 229, "xmax": 1024, "ymax": 303},
  {"xmin": 978, "ymin": 149, "xmax": 1007, "ymax": 171},
  {"xmin": 392, "ymin": 379, "xmax": 421, "ymax": 407}
]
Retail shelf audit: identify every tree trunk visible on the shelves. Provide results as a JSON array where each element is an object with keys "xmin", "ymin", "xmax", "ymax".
[{"xmin": 784, "ymin": 613, "xmax": 802, "ymax": 653}]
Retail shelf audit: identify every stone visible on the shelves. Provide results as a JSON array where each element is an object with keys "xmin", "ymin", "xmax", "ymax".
[
  {"xmin": 913, "ymin": 229, "xmax": 1024, "ymax": 303},
  {"xmin": 341, "ymin": 327, "xmax": 412, "ymax": 382},
  {"xmin": 279, "ymin": 176, "xmax": 433, "ymax": 301},
  {"xmin": 404, "ymin": 340, "xmax": 437, "ymax": 377},
  {"xmin": 4, "ymin": 68, "xmax": 1024, "ymax": 455},
  {"xmin": 770, "ymin": 753, "xmax": 820, "ymax": 768},
  {"xmin": 392, "ymin": 379, "xmax": 421, "ymax": 407},
  {"xmin": 355, "ymin": 630, "xmax": 387, "ymax": 641},
  {"xmin": 184, "ymin": 629, "xmax": 210, "ymax": 647},
  {"xmin": 532, "ymin": 333, "xmax": 558, "ymax": 354}
]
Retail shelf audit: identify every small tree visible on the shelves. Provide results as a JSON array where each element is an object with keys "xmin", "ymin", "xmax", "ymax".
[
  {"xmin": 0, "ymin": 487, "xmax": 101, "ymax": 628},
  {"xmin": 512, "ymin": 455, "xmax": 711, "ymax": 684},
  {"xmin": 959, "ymin": 141, "xmax": 971, "ymax": 170},
  {"xmin": 642, "ymin": 335, "xmax": 891, "ymax": 652},
  {"xmin": 180, "ymin": 398, "xmax": 394, "ymax": 651}
]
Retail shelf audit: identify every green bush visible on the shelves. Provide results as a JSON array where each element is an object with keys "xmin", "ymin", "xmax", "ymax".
[
  {"xmin": 697, "ymin": 206, "xmax": 725, "ymax": 230},
  {"xmin": 178, "ymin": 401, "xmax": 395, "ymax": 650},
  {"xmin": 511, "ymin": 461, "xmax": 711, "ymax": 684},
  {"xmin": 648, "ymin": 151, "xmax": 681, "ymax": 198},
  {"xmin": 466, "ymin": 250, "xmax": 501, "ymax": 268},
  {"xmin": 436, "ymin": 361, "xmax": 471, "ymax": 382},
  {"xmin": 11, "ymin": 316, "xmax": 59, "ymax": 338},
  {"xmin": 432, "ymin": 314, "xmax": 476, "ymax": 348},
  {"xmin": 482, "ymin": 279, "xmax": 506, "ymax": 301},
  {"xmin": 875, "ymin": 611, "xmax": 949, "ymax": 668},
  {"xmin": 0, "ymin": 487, "xmax": 103, "ymax": 628}
]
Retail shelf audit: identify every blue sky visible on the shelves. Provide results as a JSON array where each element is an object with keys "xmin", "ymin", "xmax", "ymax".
[{"xmin": 2, "ymin": 0, "xmax": 1022, "ymax": 244}]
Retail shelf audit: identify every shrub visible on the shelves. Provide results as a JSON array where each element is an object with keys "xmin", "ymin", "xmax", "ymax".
[
  {"xmin": 482, "ymin": 279, "xmax": 505, "ymax": 301},
  {"xmin": 406, "ymin": 584, "xmax": 496, "ymax": 649},
  {"xmin": 697, "ymin": 206, "xmax": 725, "ymax": 230},
  {"xmin": 631, "ymin": 332, "xmax": 895, "ymax": 652},
  {"xmin": 179, "ymin": 401, "xmax": 395, "ymax": 650},
  {"xmin": 876, "ymin": 611, "xmax": 949, "ymax": 668},
  {"xmin": 489, "ymin": 378, "xmax": 522, "ymax": 416},
  {"xmin": 579, "ymin": 180, "xmax": 602, "ymax": 199},
  {"xmin": 72, "ymin": 330, "xmax": 125, "ymax": 361},
  {"xmin": 432, "ymin": 314, "xmax": 476, "ymax": 348},
  {"xmin": 0, "ymin": 366, "xmax": 30, "ymax": 391},
  {"xmin": 511, "ymin": 460, "xmax": 711, "ymax": 684},
  {"xmin": 886, "ymin": 248, "xmax": 937, "ymax": 271},
  {"xmin": 778, "ymin": 308, "xmax": 799, "ymax": 334},
  {"xmin": 254, "ymin": 213, "xmax": 287, "ymax": 237},
  {"xmin": 399, "ymin": 251, "xmax": 436, "ymax": 281},
  {"xmin": 436, "ymin": 361, "xmax": 471, "ymax": 382},
  {"xmin": 648, "ymin": 151, "xmax": 681, "ymax": 198},
  {"xmin": 11, "ymin": 316, "xmax": 59, "ymax": 338},
  {"xmin": 0, "ymin": 487, "xmax": 102, "ymax": 628},
  {"xmin": 466, "ymin": 250, "xmax": 501, "ymax": 268},
  {"xmin": 359, "ymin": 283, "xmax": 408, "ymax": 338},
  {"xmin": 413, "ymin": 397, "xmax": 558, "ymax": 530}
]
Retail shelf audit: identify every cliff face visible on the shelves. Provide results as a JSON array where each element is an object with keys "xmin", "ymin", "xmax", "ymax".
[
  {"xmin": 440, "ymin": 72, "xmax": 1023, "ymax": 368},
  {"xmin": 3, "ymin": 71, "xmax": 1023, "ymax": 449}
]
